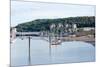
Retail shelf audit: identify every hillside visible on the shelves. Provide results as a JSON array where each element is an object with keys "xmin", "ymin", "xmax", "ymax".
[{"xmin": 15, "ymin": 16, "xmax": 95, "ymax": 32}]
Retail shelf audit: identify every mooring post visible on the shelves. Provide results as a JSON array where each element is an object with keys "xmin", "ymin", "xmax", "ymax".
[
  {"xmin": 49, "ymin": 33, "xmax": 51, "ymax": 57},
  {"xmin": 28, "ymin": 36, "xmax": 31, "ymax": 65}
]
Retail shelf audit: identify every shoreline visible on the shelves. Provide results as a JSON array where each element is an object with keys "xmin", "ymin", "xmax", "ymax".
[
  {"xmin": 15, "ymin": 35, "xmax": 95, "ymax": 46},
  {"xmin": 61, "ymin": 35, "xmax": 95, "ymax": 46}
]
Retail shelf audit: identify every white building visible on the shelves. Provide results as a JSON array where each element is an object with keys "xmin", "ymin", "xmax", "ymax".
[
  {"xmin": 72, "ymin": 24, "xmax": 77, "ymax": 32},
  {"xmin": 83, "ymin": 27, "xmax": 95, "ymax": 31}
]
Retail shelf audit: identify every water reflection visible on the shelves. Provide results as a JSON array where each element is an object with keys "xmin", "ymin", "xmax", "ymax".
[{"xmin": 11, "ymin": 37, "xmax": 95, "ymax": 66}]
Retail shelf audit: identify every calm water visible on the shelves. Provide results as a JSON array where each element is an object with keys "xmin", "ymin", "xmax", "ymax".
[{"xmin": 11, "ymin": 37, "xmax": 95, "ymax": 66}]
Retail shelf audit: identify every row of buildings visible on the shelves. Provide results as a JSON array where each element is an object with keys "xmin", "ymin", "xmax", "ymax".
[{"xmin": 10, "ymin": 23, "xmax": 95, "ymax": 40}]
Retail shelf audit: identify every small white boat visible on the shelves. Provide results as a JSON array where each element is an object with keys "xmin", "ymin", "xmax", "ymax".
[{"xmin": 51, "ymin": 39, "xmax": 62, "ymax": 45}]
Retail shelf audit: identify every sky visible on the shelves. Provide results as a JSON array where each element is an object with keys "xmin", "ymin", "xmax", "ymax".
[{"xmin": 11, "ymin": 1, "xmax": 95, "ymax": 27}]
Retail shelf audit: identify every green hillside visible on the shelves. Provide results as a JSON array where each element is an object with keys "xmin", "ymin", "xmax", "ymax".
[{"xmin": 15, "ymin": 16, "xmax": 95, "ymax": 32}]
